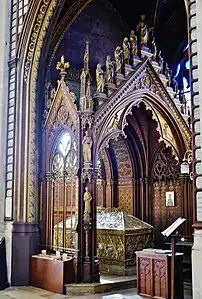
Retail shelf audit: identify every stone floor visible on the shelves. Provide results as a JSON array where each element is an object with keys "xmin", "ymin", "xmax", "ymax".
[{"xmin": 0, "ymin": 285, "xmax": 192, "ymax": 299}]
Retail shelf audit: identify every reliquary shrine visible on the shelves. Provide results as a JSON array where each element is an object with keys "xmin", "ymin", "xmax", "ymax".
[
  {"xmin": 96, "ymin": 209, "xmax": 153, "ymax": 276},
  {"xmin": 53, "ymin": 209, "xmax": 154, "ymax": 276}
]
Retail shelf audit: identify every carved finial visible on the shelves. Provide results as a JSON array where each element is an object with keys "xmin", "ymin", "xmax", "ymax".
[
  {"xmin": 56, "ymin": 55, "xmax": 70, "ymax": 77},
  {"xmin": 84, "ymin": 40, "xmax": 89, "ymax": 70}
]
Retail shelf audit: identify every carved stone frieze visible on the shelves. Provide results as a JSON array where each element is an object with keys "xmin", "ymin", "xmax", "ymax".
[{"xmin": 24, "ymin": 0, "xmax": 57, "ymax": 82}]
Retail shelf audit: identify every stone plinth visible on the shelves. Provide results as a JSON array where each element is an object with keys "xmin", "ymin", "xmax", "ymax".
[
  {"xmin": 94, "ymin": 92, "xmax": 108, "ymax": 107},
  {"xmin": 133, "ymin": 56, "xmax": 142, "ymax": 68},
  {"xmin": 152, "ymin": 61, "xmax": 161, "ymax": 74},
  {"xmin": 65, "ymin": 275, "xmax": 136, "ymax": 295},
  {"xmin": 115, "ymin": 72, "xmax": 125, "ymax": 87},
  {"xmin": 141, "ymin": 46, "xmax": 153, "ymax": 60},
  {"xmin": 124, "ymin": 64, "xmax": 133, "ymax": 77},
  {"xmin": 104, "ymin": 82, "xmax": 117, "ymax": 97}
]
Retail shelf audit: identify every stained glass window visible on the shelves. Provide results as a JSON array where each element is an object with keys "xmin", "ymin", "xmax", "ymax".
[{"xmin": 52, "ymin": 131, "xmax": 77, "ymax": 177}]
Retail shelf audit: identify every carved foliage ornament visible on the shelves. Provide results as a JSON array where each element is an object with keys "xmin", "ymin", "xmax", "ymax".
[
  {"xmin": 152, "ymin": 147, "xmax": 180, "ymax": 182},
  {"xmin": 24, "ymin": 0, "xmax": 57, "ymax": 82},
  {"xmin": 26, "ymin": 0, "xmax": 57, "ymax": 221}
]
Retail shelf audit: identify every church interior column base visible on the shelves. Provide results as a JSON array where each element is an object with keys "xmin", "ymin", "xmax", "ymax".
[
  {"xmin": 11, "ymin": 222, "xmax": 40, "ymax": 286},
  {"xmin": 83, "ymin": 260, "xmax": 91, "ymax": 283},
  {"xmin": 192, "ymin": 229, "xmax": 202, "ymax": 299},
  {"xmin": 5, "ymin": 221, "xmax": 13, "ymax": 284},
  {"xmin": 83, "ymin": 258, "xmax": 100, "ymax": 283}
]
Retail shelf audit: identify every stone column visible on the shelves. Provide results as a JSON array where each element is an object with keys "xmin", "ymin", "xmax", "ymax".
[
  {"xmin": 0, "ymin": 0, "xmax": 11, "ymax": 283},
  {"xmin": 189, "ymin": 0, "xmax": 202, "ymax": 298}
]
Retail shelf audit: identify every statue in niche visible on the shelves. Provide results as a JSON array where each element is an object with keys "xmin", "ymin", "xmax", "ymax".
[
  {"xmin": 111, "ymin": 113, "xmax": 119, "ymax": 129},
  {"xmin": 106, "ymin": 56, "xmax": 115, "ymax": 83},
  {"xmin": 122, "ymin": 37, "xmax": 130, "ymax": 64},
  {"xmin": 82, "ymin": 130, "xmax": 92, "ymax": 163},
  {"xmin": 157, "ymin": 51, "xmax": 164, "ymax": 73},
  {"xmin": 151, "ymin": 37, "xmax": 157, "ymax": 61},
  {"xmin": 114, "ymin": 46, "xmax": 123, "ymax": 73},
  {"xmin": 83, "ymin": 186, "xmax": 92, "ymax": 222},
  {"xmin": 96, "ymin": 64, "xmax": 105, "ymax": 93},
  {"xmin": 130, "ymin": 30, "xmax": 138, "ymax": 57},
  {"xmin": 136, "ymin": 15, "xmax": 149, "ymax": 47}
]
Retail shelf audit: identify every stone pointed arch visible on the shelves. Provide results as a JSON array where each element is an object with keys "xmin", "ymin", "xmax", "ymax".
[
  {"xmin": 14, "ymin": 0, "xmax": 91, "ymax": 222},
  {"xmin": 93, "ymin": 60, "xmax": 191, "ymax": 161},
  {"xmin": 42, "ymin": 78, "xmax": 79, "ymax": 170}
]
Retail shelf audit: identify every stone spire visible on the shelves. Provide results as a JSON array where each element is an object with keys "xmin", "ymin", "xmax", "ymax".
[
  {"xmin": 80, "ymin": 41, "xmax": 92, "ymax": 112},
  {"xmin": 84, "ymin": 40, "xmax": 89, "ymax": 71}
]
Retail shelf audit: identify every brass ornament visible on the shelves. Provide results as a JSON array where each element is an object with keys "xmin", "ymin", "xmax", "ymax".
[{"xmin": 56, "ymin": 55, "xmax": 70, "ymax": 75}]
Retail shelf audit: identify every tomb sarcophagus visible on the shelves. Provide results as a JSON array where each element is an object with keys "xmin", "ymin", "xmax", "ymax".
[
  {"xmin": 97, "ymin": 208, "xmax": 154, "ymax": 276},
  {"xmin": 53, "ymin": 208, "xmax": 154, "ymax": 276}
]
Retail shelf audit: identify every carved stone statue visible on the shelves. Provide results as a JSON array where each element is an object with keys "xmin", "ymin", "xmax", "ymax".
[
  {"xmin": 130, "ymin": 30, "xmax": 138, "ymax": 57},
  {"xmin": 151, "ymin": 37, "xmax": 157, "ymax": 61},
  {"xmin": 122, "ymin": 37, "xmax": 130, "ymax": 64},
  {"xmin": 83, "ymin": 186, "xmax": 92, "ymax": 222},
  {"xmin": 106, "ymin": 56, "xmax": 115, "ymax": 83},
  {"xmin": 96, "ymin": 63, "xmax": 105, "ymax": 93},
  {"xmin": 164, "ymin": 63, "xmax": 171, "ymax": 86},
  {"xmin": 136, "ymin": 15, "xmax": 149, "ymax": 47},
  {"xmin": 157, "ymin": 51, "xmax": 164, "ymax": 73},
  {"xmin": 114, "ymin": 46, "xmax": 123, "ymax": 73},
  {"xmin": 82, "ymin": 130, "xmax": 92, "ymax": 163},
  {"xmin": 111, "ymin": 113, "xmax": 119, "ymax": 129}
]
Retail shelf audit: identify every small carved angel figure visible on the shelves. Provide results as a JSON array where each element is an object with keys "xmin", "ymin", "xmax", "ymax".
[
  {"xmin": 114, "ymin": 46, "xmax": 123, "ymax": 73},
  {"xmin": 164, "ymin": 63, "xmax": 171, "ymax": 86},
  {"xmin": 96, "ymin": 63, "xmax": 105, "ymax": 93},
  {"xmin": 83, "ymin": 186, "xmax": 92, "ymax": 222},
  {"xmin": 157, "ymin": 51, "xmax": 164, "ymax": 73},
  {"xmin": 122, "ymin": 37, "xmax": 130, "ymax": 64},
  {"xmin": 106, "ymin": 56, "xmax": 115, "ymax": 83},
  {"xmin": 130, "ymin": 30, "xmax": 138, "ymax": 57},
  {"xmin": 136, "ymin": 15, "xmax": 149, "ymax": 47},
  {"xmin": 82, "ymin": 130, "xmax": 92, "ymax": 163},
  {"xmin": 151, "ymin": 37, "xmax": 157, "ymax": 61}
]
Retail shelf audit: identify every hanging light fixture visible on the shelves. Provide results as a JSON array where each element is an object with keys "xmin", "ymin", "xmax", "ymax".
[{"xmin": 180, "ymin": 149, "xmax": 192, "ymax": 175}]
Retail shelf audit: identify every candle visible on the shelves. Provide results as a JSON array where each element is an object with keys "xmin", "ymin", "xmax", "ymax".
[
  {"xmin": 56, "ymin": 251, "xmax": 60, "ymax": 259},
  {"xmin": 63, "ymin": 253, "xmax": 67, "ymax": 261},
  {"xmin": 41, "ymin": 250, "xmax": 46, "ymax": 255}
]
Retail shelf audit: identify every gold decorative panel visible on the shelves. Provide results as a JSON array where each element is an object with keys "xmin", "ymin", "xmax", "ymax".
[
  {"xmin": 97, "ymin": 208, "xmax": 154, "ymax": 275},
  {"xmin": 118, "ymin": 180, "xmax": 133, "ymax": 214},
  {"xmin": 111, "ymin": 137, "xmax": 132, "ymax": 177}
]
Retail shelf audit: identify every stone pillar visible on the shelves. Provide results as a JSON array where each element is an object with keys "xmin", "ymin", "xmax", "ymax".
[
  {"xmin": 0, "ymin": 0, "xmax": 11, "ymax": 283},
  {"xmin": 189, "ymin": 0, "xmax": 202, "ymax": 298}
]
